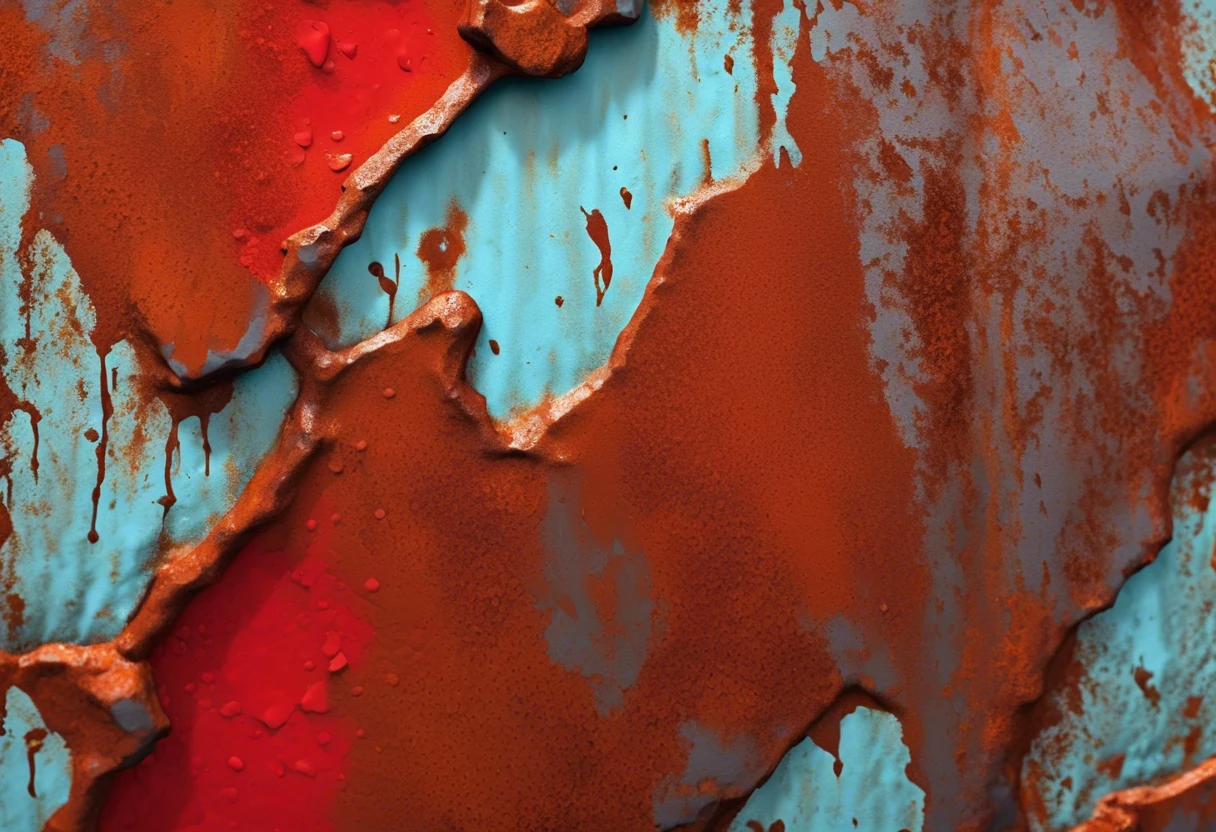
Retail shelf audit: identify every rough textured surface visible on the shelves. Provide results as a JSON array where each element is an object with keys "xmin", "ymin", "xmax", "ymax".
[{"xmin": 2, "ymin": 0, "xmax": 1216, "ymax": 829}]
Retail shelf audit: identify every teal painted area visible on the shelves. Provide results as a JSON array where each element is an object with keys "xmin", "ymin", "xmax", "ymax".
[
  {"xmin": 1024, "ymin": 439, "xmax": 1216, "ymax": 830},
  {"xmin": 0, "ymin": 687, "xmax": 71, "ymax": 831},
  {"xmin": 0, "ymin": 139, "xmax": 296, "ymax": 651},
  {"xmin": 314, "ymin": 0, "xmax": 763, "ymax": 419},
  {"xmin": 729, "ymin": 707, "xmax": 925, "ymax": 832}
]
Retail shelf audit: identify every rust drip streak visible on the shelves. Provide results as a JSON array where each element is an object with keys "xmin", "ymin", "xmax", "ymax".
[
  {"xmin": 158, "ymin": 420, "xmax": 179, "ymax": 519},
  {"xmin": 580, "ymin": 207, "xmax": 613, "ymax": 306},
  {"xmin": 87, "ymin": 347, "xmax": 112, "ymax": 545},
  {"xmin": 24, "ymin": 726, "xmax": 46, "ymax": 798},
  {"xmin": 200, "ymin": 413, "xmax": 212, "ymax": 478}
]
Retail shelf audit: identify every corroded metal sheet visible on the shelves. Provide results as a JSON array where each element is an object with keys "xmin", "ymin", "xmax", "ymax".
[{"xmin": 1, "ymin": 0, "xmax": 1216, "ymax": 830}]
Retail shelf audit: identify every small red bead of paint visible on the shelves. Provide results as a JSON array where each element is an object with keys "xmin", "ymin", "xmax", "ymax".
[
  {"xmin": 329, "ymin": 652, "xmax": 348, "ymax": 672},
  {"xmin": 316, "ymin": 731, "xmax": 332, "ymax": 746},
  {"xmin": 306, "ymin": 518, "xmax": 317, "ymax": 532},
  {"xmin": 375, "ymin": 508, "xmax": 386, "ymax": 520},
  {"xmin": 201, "ymin": 672, "xmax": 215, "ymax": 684},
  {"xmin": 227, "ymin": 756, "xmax": 245, "ymax": 772},
  {"xmin": 297, "ymin": 20, "xmax": 330, "ymax": 68},
  {"xmin": 356, "ymin": 728, "xmax": 365, "ymax": 738},
  {"xmin": 327, "ymin": 152, "xmax": 353, "ymax": 172},
  {"xmin": 364, "ymin": 578, "xmax": 380, "ymax": 592},
  {"xmin": 336, "ymin": 41, "xmax": 357, "ymax": 59},
  {"xmin": 219, "ymin": 700, "xmax": 242, "ymax": 718},
  {"xmin": 304, "ymin": 660, "xmax": 315, "ymax": 671},
  {"xmin": 354, "ymin": 439, "xmax": 368, "ymax": 451},
  {"xmin": 382, "ymin": 387, "xmax": 396, "ymax": 399},
  {"xmin": 331, "ymin": 130, "xmax": 345, "ymax": 142},
  {"xmin": 293, "ymin": 129, "xmax": 313, "ymax": 149}
]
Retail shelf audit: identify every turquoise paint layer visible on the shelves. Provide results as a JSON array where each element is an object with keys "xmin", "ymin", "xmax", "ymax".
[
  {"xmin": 0, "ymin": 687, "xmax": 71, "ymax": 831},
  {"xmin": 1024, "ymin": 439, "xmax": 1216, "ymax": 830},
  {"xmin": 728, "ymin": 707, "xmax": 925, "ymax": 832},
  {"xmin": 314, "ymin": 0, "xmax": 763, "ymax": 419},
  {"xmin": 0, "ymin": 139, "xmax": 297, "ymax": 651}
]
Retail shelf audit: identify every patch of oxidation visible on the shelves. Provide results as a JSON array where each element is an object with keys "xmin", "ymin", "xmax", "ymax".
[
  {"xmin": 1023, "ymin": 436, "xmax": 1216, "ymax": 831},
  {"xmin": 0, "ymin": 686, "xmax": 70, "ymax": 832},
  {"xmin": 0, "ymin": 139, "xmax": 297, "ymax": 650},
  {"xmin": 773, "ymin": 0, "xmax": 1216, "ymax": 825},
  {"xmin": 729, "ymin": 706, "xmax": 924, "ymax": 832},
  {"xmin": 653, "ymin": 721, "xmax": 765, "ymax": 828},
  {"xmin": 312, "ymin": 0, "xmax": 762, "ymax": 418},
  {"xmin": 537, "ymin": 475, "xmax": 654, "ymax": 714}
]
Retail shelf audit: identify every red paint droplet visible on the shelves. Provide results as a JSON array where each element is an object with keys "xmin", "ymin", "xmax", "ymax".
[
  {"xmin": 326, "ymin": 153, "xmax": 353, "ymax": 173},
  {"xmin": 201, "ymin": 672, "xmax": 215, "ymax": 684},
  {"xmin": 316, "ymin": 732, "xmax": 332, "ymax": 746},
  {"xmin": 305, "ymin": 519, "xmax": 317, "ymax": 532},
  {"xmin": 336, "ymin": 40, "xmax": 357, "ymax": 59},
  {"xmin": 296, "ymin": 20, "xmax": 331, "ymax": 68},
  {"xmin": 300, "ymin": 681, "xmax": 330, "ymax": 714},
  {"xmin": 354, "ymin": 439, "xmax": 368, "ymax": 451},
  {"xmin": 364, "ymin": 578, "xmax": 380, "ymax": 592},
  {"xmin": 321, "ymin": 631, "xmax": 341, "ymax": 658},
  {"xmin": 351, "ymin": 686, "xmax": 364, "ymax": 697},
  {"xmin": 227, "ymin": 756, "xmax": 245, "ymax": 772},
  {"xmin": 374, "ymin": 508, "xmax": 386, "ymax": 520},
  {"xmin": 382, "ymin": 387, "xmax": 395, "ymax": 399},
  {"xmin": 488, "ymin": 339, "xmax": 500, "ymax": 355},
  {"xmin": 395, "ymin": 47, "xmax": 412, "ymax": 72},
  {"xmin": 355, "ymin": 728, "xmax": 365, "ymax": 738},
  {"xmin": 303, "ymin": 660, "xmax": 315, "ymax": 671},
  {"xmin": 330, "ymin": 130, "xmax": 345, "ymax": 142},
  {"xmin": 331, "ymin": 513, "xmax": 341, "ymax": 525},
  {"xmin": 328, "ymin": 652, "xmax": 348, "ymax": 673},
  {"xmin": 219, "ymin": 701, "xmax": 242, "ymax": 718},
  {"xmin": 293, "ymin": 129, "xmax": 313, "ymax": 149}
]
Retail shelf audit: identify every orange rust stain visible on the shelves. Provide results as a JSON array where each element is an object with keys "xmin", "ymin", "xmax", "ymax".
[
  {"xmin": 0, "ymin": 0, "xmax": 472, "ymax": 376},
  {"xmin": 416, "ymin": 200, "xmax": 470, "ymax": 305}
]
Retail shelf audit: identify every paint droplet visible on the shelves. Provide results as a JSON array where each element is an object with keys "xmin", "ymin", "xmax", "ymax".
[
  {"xmin": 396, "ymin": 47, "xmax": 412, "ymax": 71},
  {"xmin": 336, "ymin": 41, "xmax": 357, "ymax": 59},
  {"xmin": 555, "ymin": 296, "xmax": 564, "ymax": 307},
  {"xmin": 219, "ymin": 701, "xmax": 242, "ymax": 718},
  {"xmin": 382, "ymin": 387, "xmax": 395, "ymax": 399},
  {"xmin": 327, "ymin": 153, "xmax": 353, "ymax": 172},
  {"xmin": 880, "ymin": 602, "xmax": 889, "ymax": 613},
  {"xmin": 306, "ymin": 519, "xmax": 317, "ymax": 532},
  {"xmin": 489, "ymin": 339, "xmax": 500, "ymax": 355},
  {"xmin": 355, "ymin": 439, "xmax": 368, "ymax": 451},
  {"xmin": 201, "ymin": 672, "xmax": 215, "ymax": 684},
  {"xmin": 300, "ymin": 681, "xmax": 330, "ymax": 714},
  {"xmin": 385, "ymin": 673, "xmax": 399, "ymax": 687},
  {"xmin": 329, "ymin": 652, "xmax": 348, "ymax": 672},
  {"xmin": 328, "ymin": 455, "xmax": 344, "ymax": 474},
  {"xmin": 374, "ymin": 508, "xmax": 386, "ymax": 520},
  {"xmin": 297, "ymin": 21, "xmax": 331, "ymax": 68},
  {"xmin": 388, "ymin": 114, "xmax": 401, "ymax": 124},
  {"xmin": 293, "ymin": 129, "xmax": 313, "ymax": 148},
  {"xmin": 331, "ymin": 513, "xmax": 341, "ymax": 525},
  {"xmin": 724, "ymin": 53, "xmax": 734, "ymax": 74},
  {"xmin": 322, "ymin": 631, "xmax": 341, "ymax": 657},
  {"xmin": 355, "ymin": 728, "xmax": 365, "ymax": 738},
  {"xmin": 227, "ymin": 756, "xmax": 245, "ymax": 772},
  {"xmin": 304, "ymin": 660, "xmax": 315, "ymax": 671},
  {"xmin": 331, "ymin": 130, "xmax": 345, "ymax": 142},
  {"xmin": 364, "ymin": 577, "xmax": 380, "ymax": 592},
  {"xmin": 316, "ymin": 732, "xmax": 333, "ymax": 746},
  {"xmin": 352, "ymin": 686, "xmax": 365, "ymax": 697},
  {"xmin": 620, "ymin": 187, "xmax": 633, "ymax": 209}
]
